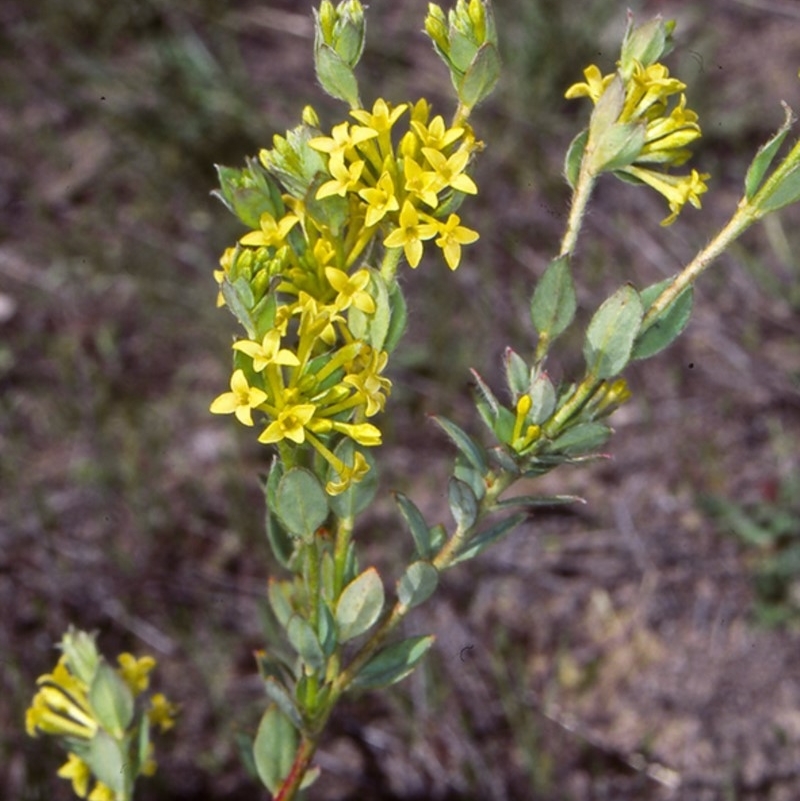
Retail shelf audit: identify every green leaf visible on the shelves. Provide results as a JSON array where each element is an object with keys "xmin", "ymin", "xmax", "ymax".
[
  {"xmin": 350, "ymin": 635, "xmax": 435, "ymax": 690},
  {"xmin": 267, "ymin": 578, "xmax": 294, "ymax": 630},
  {"xmin": 564, "ymin": 129, "xmax": 589, "ymax": 190},
  {"xmin": 397, "ymin": 561, "xmax": 439, "ymax": 609},
  {"xmin": 275, "ymin": 468, "xmax": 329, "ymax": 541},
  {"xmin": 287, "ymin": 616, "xmax": 325, "ymax": 673},
  {"xmin": 263, "ymin": 461, "xmax": 295, "ymax": 569},
  {"xmin": 84, "ymin": 730, "xmax": 126, "ymax": 794},
  {"xmin": 221, "ymin": 277, "xmax": 257, "ymax": 338},
  {"xmin": 305, "ymin": 174, "xmax": 349, "ymax": 236},
  {"xmin": 135, "ymin": 716, "xmax": 151, "ymax": 778},
  {"xmin": 494, "ymin": 494, "xmax": 585, "ymax": 510},
  {"xmin": 633, "ymin": 279, "xmax": 693, "ymax": 360},
  {"xmin": 263, "ymin": 677, "xmax": 303, "ymax": 730},
  {"xmin": 454, "ymin": 458, "xmax": 486, "ymax": 501},
  {"xmin": 592, "ymin": 121, "xmax": 646, "ymax": 173},
  {"xmin": 394, "ymin": 492, "xmax": 433, "ymax": 559},
  {"xmin": 432, "ymin": 415, "xmax": 488, "ymax": 474},
  {"xmin": 253, "ymin": 704, "xmax": 298, "ymax": 794},
  {"xmin": 583, "ymin": 284, "xmax": 643, "ymax": 378},
  {"xmin": 756, "ymin": 162, "xmax": 800, "ymax": 214},
  {"xmin": 504, "ymin": 348, "xmax": 529, "ymax": 398},
  {"xmin": 448, "ymin": 477, "xmax": 478, "ymax": 530},
  {"xmin": 471, "ymin": 368, "xmax": 500, "ymax": 430},
  {"xmin": 384, "ymin": 281, "xmax": 408, "ymax": 353},
  {"xmin": 336, "ymin": 568, "xmax": 385, "ymax": 642},
  {"xmin": 529, "ymin": 369, "xmax": 556, "ymax": 424},
  {"xmin": 451, "ymin": 513, "xmax": 528, "ymax": 566},
  {"xmin": 328, "ymin": 440, "xmax": 378, "ymax": 519},
  {"xmin": 317, "ymin": 602, "xmax": 337, "ymax": 657},
  {"xmin": 315, "ymin": 43, "xmax": 360, "ymax": 107},
  {"xmin": 88, "ymin": 662, "xmax": 134, "ymax": 739},
  {"xmin": 530, "ymin": 255, "xmax": 576, "ymax": 342},
  {"xmin": 457, "ymin": 42, "xmax": 501, "ymax": 108},
  {"xmin": 745, "ymin": 102, "xmax": 795, "ymax": 201},
  {"xmin": 546, "ymin": 421, "xmax": 611, "ymax": 456}
]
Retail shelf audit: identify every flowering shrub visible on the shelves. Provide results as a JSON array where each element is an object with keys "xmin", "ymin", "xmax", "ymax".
[{"xmin": 27, "ymin": 2, "xmax": 800, "ymax": 799}]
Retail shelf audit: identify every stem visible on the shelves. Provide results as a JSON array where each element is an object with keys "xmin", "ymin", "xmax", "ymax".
[
  {"xmin": 273, "ymin": 734, "xmax": 318, "ymax": 801},
  {"xmin": 559, "ymin": 159, "xmax": 597, "ymax": 259},
  {"xmin": 542, "ymin": 375, "xmax": 602, "ymax": 438},
  {"xmin": 379, "ymin": 246, "xmax": 403, "ymax": 286},
  {"xmin": 641, "ymin": 201, "xmax": 757, "ymax": 333}
]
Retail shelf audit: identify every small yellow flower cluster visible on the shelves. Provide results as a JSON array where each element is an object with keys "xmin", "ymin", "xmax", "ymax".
[
  {"xmin": 26, "ymin": 636, "xmax": 176, "ymax": 801},
  {"xmin": 566, "ymin": 61, "xmax": 709, "ymax": 224},
  {"xmin": 212, "ymin": 98, "xmax": 481, "ymax": 493}
]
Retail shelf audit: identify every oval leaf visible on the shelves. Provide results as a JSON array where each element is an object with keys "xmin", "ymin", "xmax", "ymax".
[
  {"xmin": 275, "ymin": 468, "xmax": 329, "ymax": 540},
  {"xmin": 287, "ymin": 615, "xmax": 325, "ymax": 673},
  {"xmin": 448, "ymin": 476, "xmax": 478, "ymax": 530},
  {"xmin": 336, "ymin": 568, "xmax": 384, "ymax": 642},
  {"xmin": 583, "ymin": 284, "xmax": 643, "ymax": 378},
  {"xmin": 530, "ymin": 255, "xmax": 577, "ymax": 341},
  {"xmin": 397, "ymin": 561, "xmax": 439, "ymax": 609},
  {"xmin": 88, "ymin": 662, "xmax": 134, "ymax": 739},
  {"xmin": 394, "ymin": 492, "xmax": 433, "ymax": 559},
  {"xmin": 253, "ymin": 704, "xmax": 298, "ymax": 794},
  {"xmin": 633, "ymin": 280, "xmax": 693, "ymax": 360},
  {"xmin": 350, "ymin": 635, "xmax": 435, "ymax": 690}
]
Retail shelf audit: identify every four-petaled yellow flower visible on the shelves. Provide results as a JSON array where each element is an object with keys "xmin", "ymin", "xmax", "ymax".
[
  {"xmin": 421, "ymin": 147, "xmax": 478, "ymax": 195},
  {"xmin": 57, "ymin": 753, "xmax": 92, "ymax": 799},
  {"xmin": 117, "ymin": 653, "xmax": 156, "ymax": 696},
  {"xmin": 259, "ymin": 403, "xmax": 317, "ymax": 444},
  {"xmin": 358, "ymin": 171, "xmax": 400, "ymax": 227},
  {"xmin": 317, "ymin": 158, "xmax": 365, "ymax": 199},
  {"xmin": 148, "ymin": 692, "xmax": 179, "ymax": 733},
  {"xmin": 210, "ymin": 369, "xmax": 268, "ymax": 426},
  {"xmin": 434, "ymin": 214, "xmax": 479, "ymax": 270},
  {"xmin": 411, "ymin": 115, "xmax": 464, "ymax": 150},
  {"xmin": 350, "ymin": 98, "xmax": 407, "ymax": 135},
  {"xmin": 325, "ymin": 267, "xmax": 376, "ymax": 313},
  {"xmin": 383, "ymin": 201, "xmax": 438, "ymax": 268},
  {"xmin": 233, "ymin": 330, "xmax": 300, "ymax": 371},
  {"xmin": 403, "ymin": 157, "xmax": 439, "ymax": 208},
  {"xmin": 308, "ymin": 121, "xmax": 377, "ymax": 167},
  {"xmin": 564, "ymin": 64, "xmax": 614, "ymax": 103},
  {"xmin": 240, "ymin": 211, "xmax": 299, "ymax": 248}
]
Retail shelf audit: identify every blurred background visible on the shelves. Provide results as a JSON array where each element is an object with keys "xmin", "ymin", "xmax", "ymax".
[{"xmin": 3, "ymin": 0, "xmax": 800, "ymax": 798}]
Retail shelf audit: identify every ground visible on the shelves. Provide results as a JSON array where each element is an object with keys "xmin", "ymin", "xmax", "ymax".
[{"xmin": 3, "ymin": 0, "xmax": 800, "ymax": 799}]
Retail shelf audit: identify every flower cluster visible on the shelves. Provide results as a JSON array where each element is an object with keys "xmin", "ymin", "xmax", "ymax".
[
  {"xmin": 566, "ymin": 56, "xmax": 709, "ymax": 224},
  {"xmin": 211, "ymin": 98, "xmax": 481, "ymax": 493},
  {"xmin": 26, "ymin": 628, "xmax": 176, "ymax": 801}
]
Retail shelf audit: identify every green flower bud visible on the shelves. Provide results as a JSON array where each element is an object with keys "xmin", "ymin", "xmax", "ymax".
[
  {"xmin": 424, "ymin": 4, "xmax": 449, "ymax": 58},
  {"xmin": 313, "ymin": 0, "xmax": 365, "ymax": 106},
  {"xmin": 619, "ymin": 13, "xmax": 675, "ymax": 79},
  {"xmin": 59, "ymin": 626, "xmax": 100, "ymax": 686}
]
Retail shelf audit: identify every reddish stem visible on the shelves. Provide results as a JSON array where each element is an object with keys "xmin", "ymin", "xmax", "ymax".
[{"xmin": 273, "ymin": 735, "xmax": 318, "ymax": 801}]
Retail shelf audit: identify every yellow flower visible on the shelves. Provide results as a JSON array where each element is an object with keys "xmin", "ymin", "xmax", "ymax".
[
  {"xmin": 383, "ymin": 201, "xmax": 439, "ymax": 268},
  {"xmin": 350, "ymin": 98, "xmax": 407, "ymax": 135},
  {"xmin": 240, "ymin": 211, "xmax": 299, "ymax": 248},
  {"xmin": 421, "ymin": 147, "xmax": 478, "ymax": 194},
  {"xmin": 434, "ymin": 214, "xmax": 479, "ymax": 270},
  {"xmin": 209, "ymin": 369, "xmax": 268, "ymax": 426},
  {"xmin": 325, "ymin": 267, "xmax": 376, "ymax": 313},
  {"xmin": 325, "ymin": 450, "xmax": 371, "ymax": 495},
  {"xmin": 57, "ymin": 753, "xmax": 91, "ymax": 798},
  {"xmin": 258, "ymin": 403, "xmax": 317, "ymax": 445},
  {"xmin": 233, "ymin": 330, "xmax": 300, "ymax": 371},
  {"xmin": 308, "ymin": 121, "xmax": 377, "ymax": 165},
  {"xmin": 402, "ymin": 157, "xmax": 439, "ymax": 208},
  {"xmin": 343, "ymin": 347, "xmax": 391, "ymax": 416},
  {"xmin": 148, "ymin": 692, "xmax": 179, "ymax": 733},
  {"xmin": 564, "ymin": 64, "xmax": 614, "ymax": 102},
  {"xmin": 316, "ymin": 158, "xmax": 365, "ymax": 199},
  {"xmin": 117, "ymin": 653, "xmax": 156, "ymax": 696},
  {"xmin": 622, "ymin": 166, "xmax": 709, "ymax": 225},
  {"xmin": 411, "ymin": 115, "xmax": 464, "ymax": 150},
  {"xmin": 331, "ymin": 421, "xmax": 382, "ymax": 447},
  {"xmin": 87, "ymin": 782, "xmax": 118, "ymax": 801},
  {"xmin": 358, "ymin": 171, "xmax": 400, "ymax": 227}
]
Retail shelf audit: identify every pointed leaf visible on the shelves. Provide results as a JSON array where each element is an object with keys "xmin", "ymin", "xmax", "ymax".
[
  {"xmin": 530, "ymin": 255, "xmax": 576, "ymax": 341},
  {"xmin": 583, "ymin": 284, "xmax": 643, "ymax": 378},
  {"xmin": 263, "ymin": 677, "xmax": 303, "ymax": 730},
  {"xmin": 432, "ymin": 415, "xmax": 487, "ymax": 473},
  {"xmin": 494, "ymin": 494, "xmax": 585, "ymax": 510},
  {"xmin": 315, "ymin": 44, "xmax": 360, "ymax": 107},
  {"xmin": 458, "ymin": 43, "xmax": 501, "ymax": 108},
  {"xmin": 350, "ymin": 635, "xmax": 435, "ymax": 690},
  {"xmin": 398, "ymin": 561, "xmax": 439, "ymax": 609},
  {"xmin": 84, "ymin": 730, "xmax": 126, "ymax": 794},
  {"xmin": 504, "ymin": 348, "xmax": 529, "ymax": 398},
  {"xmin": 287, "ymin": 616, "xmax": 325, "ymax": 673},
  {"xmin": 633, "ymin": 279, "xmax": 693, "ymax": 360},
  {"xmin": 451, "ymin": 513, "xmax": 528, "ymax": 566},
  {"xmin": 745, "ymin": 102, "xmax": 795, "ymax": 200},
  {"xmin": 336, "ymin": 568, "xmax": 384, "ymax": 642},
  {"xmin": 394, "ymin": 492, "xmax": 433, "ymax": 559},
  {"xmin": 384, "ymin": 281, "xmax": 408, "ymax": 353},
  {"xmin": 275, "ymin": 468, "xmax": 329, "ymax": 541},
  {"xmin": 546, "ymin": 421, "xmax": 611, "ymax": 456},
  {"xmin": 253, "ymin": 704, "xmax": 298, "ymax": 794},
  {"xmin": 564, "ymin": 129, "xmax": 589, "ymax": 189}
]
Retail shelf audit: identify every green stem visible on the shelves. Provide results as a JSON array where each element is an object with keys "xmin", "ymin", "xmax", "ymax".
[
  {"xmin": 380, "ymin": 246, "xmax": 403, "ymax": 286},
  {"xmin": 542, "ymin": 374, "xmax": 602, "ymax": 438},
  {"xmin": 641, "ymin": 200, "xmax": 757, "ymax": 333},
  {"xmin": 559, "ymin": 159, "xmax": 597, "ymax": 259}
]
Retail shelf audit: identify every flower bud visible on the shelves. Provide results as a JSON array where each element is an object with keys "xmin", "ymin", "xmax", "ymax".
[
  {"xmin": 313, "ymin": 0, "xmax": 365, "ymax": 107},
  {"xmin": 619, "ymin": 13, "xmax": 675, "ymax": 79},
  {"xmin": 59, "ymin": 626, "xmax": 100, "ymax": 686}
]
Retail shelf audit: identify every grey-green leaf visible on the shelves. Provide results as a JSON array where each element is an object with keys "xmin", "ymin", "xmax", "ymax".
[
  {"xmin": 336, "ymin": 568, "xmax": 385, "ymax": 642},
  {"xmin": 350, "ymin": 635, "xmax": 435, "ymax": 690},
  {"xmin": 530, "ymin": 255, "xmax": 577, "ymax": 341},
  {"xmin": 451, "ymin": 513, "xmax": 527, "ymax": 566},
  {"xmin": 394, "ymin": 492, "xmax": 433, "ymax": 559},
  {"xmin": 745, "ymin": 102, "xmax": 795, "ymax": 201},
  {"xmin": 253, "ymin": 704, "xmax": 298, "ymax": 794},
  {"xmin": 633, "ymin": 279, "xmax": 693, "ymax": 360},
  {"xmin": 448, "ymin": 476, "xmax": 478, "ymax": 530},
  {"xmin": 397, "ymin": 561, "xmax": 439, "ymax": 609},
  {"xmin": 275, "ymin": 468, "xmax": 329, "ymax": 541},
  {"xmin": 287, "ymin": 616, "xmax": 325, "ymax": 673},
  {"xmin": 583, "ymin": 284, "xmax": 643, "ymax": 378},
  {"xmin": 432, "ymin": 415, "xmax": 488, "ymax": 474},
  {"xmin": 88, "ymin": 662, "xmax": 134, "ymax": 739}
]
